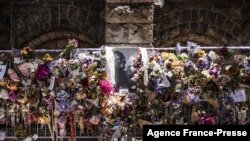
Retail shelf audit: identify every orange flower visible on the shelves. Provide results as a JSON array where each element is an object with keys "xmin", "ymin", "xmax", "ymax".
[{"xmin": 21, "ymin": 47, "xmax": 33, "ymax": 56}]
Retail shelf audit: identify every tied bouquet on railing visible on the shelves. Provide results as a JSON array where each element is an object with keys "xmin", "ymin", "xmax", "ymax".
[{"xmin": 0, "ymin": 40, "xmax": 249, "ymax": 141}]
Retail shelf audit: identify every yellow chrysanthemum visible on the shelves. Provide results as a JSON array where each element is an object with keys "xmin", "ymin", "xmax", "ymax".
[
  {"xmin": 21, "ymin": 50, "xmax": 28, "ymax": 55},
  {"xmin": 197, "ymin": 50, "xmax": 206, "ymax": 58},
  {"xmin": 43, "ymin": 53, "xmax": 53, "ymax": 61}
]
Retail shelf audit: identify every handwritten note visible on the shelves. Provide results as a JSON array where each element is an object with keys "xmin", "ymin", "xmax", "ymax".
[
  {"xmin": 230, "ymin": 89, "xmax": 247, "ymax": 102},
  {"xmin": 48, "ymin": 76, "xmax": 55, "ymax": 90}
]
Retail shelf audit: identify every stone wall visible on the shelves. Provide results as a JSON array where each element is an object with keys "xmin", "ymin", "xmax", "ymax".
[
  {"xmin": 0, "ymin": 0, "xmax": 105, "ymax": 49},
  {"xmin": 105, "ymin": 0, "xmax": 154, "ymax": 46},
  {"xmin": 0, "ymin": 0, "xmax": 250, "ymax": 49},
  {"xmin": 154, "ymin": 0, "xmax": 250, "ymax": 46}
]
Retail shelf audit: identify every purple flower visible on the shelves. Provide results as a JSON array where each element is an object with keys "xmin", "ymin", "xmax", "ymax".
[
  {"xmin": 219, "ymin": 47, "xmax": 228, "ymax": 56},
  {"xmin": 209, "ymin": 66, "xmax": 221, "ymax": 78},
  {"xmin": 56, "ymin": 100, "xmax": 72, "ymax": 112},
  {"xmin": 8, "ymin": 91, "xmax": 17, "ymax": 102},
  {"xmin": 35, "ymin": 64, "xmax": 50, "ymax": 81},
  {"xmin": 148, "ymin": 79, "xmax": 165, "ymax": 96}
]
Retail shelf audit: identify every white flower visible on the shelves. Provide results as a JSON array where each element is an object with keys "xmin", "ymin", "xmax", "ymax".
[
  {"xmin": 32, "ymin": 134, "xmax": 38, "ymax": 140},
  {"xmin": 23, "ymin": 137, "xmax": 32, "ymax": 141},
  {"xmin": 166, "ymin": 71, "xmax": 173, "ymax": 78},
  {"xmin": 0, "ymin": 132, "xmax": 6, "ymax": 141}
]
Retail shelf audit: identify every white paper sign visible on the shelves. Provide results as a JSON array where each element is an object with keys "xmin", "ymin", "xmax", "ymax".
[
  {"xmin": 159, "ymin": 77, "xmax": 170, "ymax": 88},
  {"xmin": 48, "ymin": 76, "xmax": 55, "ymax": 90},
  {"xmin": 231, "ymin": 89, "xmax": 247, "ymax": 102},
  {"xmin": 0, "ymin": 65, "xmax": 7, "ymax": 80},
  {"xmin": 14, "ymin": 57, "xmax": 23, "ymax": 64},
  {"xmin": 119, "ymin": 89, "xmax": 129, "ymax": 96}
]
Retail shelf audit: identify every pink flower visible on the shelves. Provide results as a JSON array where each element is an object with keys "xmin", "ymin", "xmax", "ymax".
[{"xmin": 99, "ymin": 80, "xmax": 114, "ymax": 96}]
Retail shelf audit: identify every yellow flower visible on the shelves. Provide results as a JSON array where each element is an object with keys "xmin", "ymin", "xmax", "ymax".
[
  {"xmin": 43, "ymin": 53, "xmax": 53, "ymax": 61},
  {"xmin": 197, "ymin": 50, "xmax": 205, "ymax": 58},
  {"xmin": 21, "ymin": 50, "xmax": 28, "ymax": 55}
]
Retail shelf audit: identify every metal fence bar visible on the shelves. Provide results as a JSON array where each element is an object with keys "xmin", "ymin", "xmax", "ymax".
[{"xmin": 1, "ymin": 46, "xmax": 250, "ymax": 53}]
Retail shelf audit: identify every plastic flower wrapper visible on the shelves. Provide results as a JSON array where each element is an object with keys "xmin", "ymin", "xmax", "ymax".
[
  {"xmin": 18, "ymin": 62, "xmax": 36, "ymax": 77},
  {"xmin": 7, "ymin": 69, "xmax": 20, "ymax": 83},
  {"xmin": 208, "ymin": 51, "xmax": 219, "ymax": 62}
]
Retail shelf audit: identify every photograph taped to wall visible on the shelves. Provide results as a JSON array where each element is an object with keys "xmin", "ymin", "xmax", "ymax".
[{"xmin": 112, "ymin": 48, "xmax": 139, "ymax": 92}]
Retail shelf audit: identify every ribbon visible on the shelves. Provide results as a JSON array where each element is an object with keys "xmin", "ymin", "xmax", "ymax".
[
  {"xmin": 140, "ymin": 48, "xmax": 148, "ymax": 86},
  {"xmin": 68, "ymin": 112, "xmax": 75, "ymax": 141},
  {"xmin": 105, "ymin": 47, "xmax": 115, "ymax": 85}
]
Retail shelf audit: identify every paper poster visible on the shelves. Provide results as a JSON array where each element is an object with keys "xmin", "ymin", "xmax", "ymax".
[
  {"xmin": 230, "ymin": 89, "xmax": 247, "ymax": 102},
  {"xmin": 106, "ymin": 47, "xmax": 149, "ymax": 93},
  {"xmin": 0, "ymin": 65, "xmax": 7, "ymax": 80},
  {"xmin": 112, "ymin": 48, "xmax": 139, "ymax": 91},
  {"xmin": 14, "ymin": 57, "xmax": 23, "ymax": 64}
]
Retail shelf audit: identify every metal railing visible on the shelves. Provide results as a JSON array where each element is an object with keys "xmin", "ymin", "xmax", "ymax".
[{"xmin": 1, "ymin": 45, "xmax": 250, "ymax": 140}]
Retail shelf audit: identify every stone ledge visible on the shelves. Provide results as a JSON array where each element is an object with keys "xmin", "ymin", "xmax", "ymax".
[{"xmin": 106, "ymin": 4, "xmax": 153, "ymax": 23}]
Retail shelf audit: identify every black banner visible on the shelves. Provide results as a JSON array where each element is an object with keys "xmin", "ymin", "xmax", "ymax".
[{"xmin": 143, "ymin": 125, "xmax": 249, "ymax": 140}]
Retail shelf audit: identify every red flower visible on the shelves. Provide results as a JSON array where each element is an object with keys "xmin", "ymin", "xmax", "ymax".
[{"xmin": 82, "ymin": 78, "xmax": 89, "ymax": 87}]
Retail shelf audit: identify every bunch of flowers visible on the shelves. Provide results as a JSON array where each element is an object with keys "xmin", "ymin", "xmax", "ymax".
[{"xmin": 21, "ymin": 47, "xmax": 34, "ymax": 59}]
